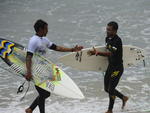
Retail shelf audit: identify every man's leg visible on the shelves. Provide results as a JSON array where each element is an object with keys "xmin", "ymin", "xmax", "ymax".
[
  {"xmin": 108, "ymin": 66, "xmax": 128, "ymax": 110},
  {"xmin": 108, "ymin": 70, "xmax": 122, "ymax": 110},
  {"xmin": 104, "ymin": 66, "xmax": 112, "ymax": 93},
  {"xmin": 104, "ymin": 66, "xmax": 113, "ymax": 113},
  {"xmin": 35, "ymin": 86, "xmax": 50, "ymax": 113},
  {"xmin": 25, "ymin": 86, "xmax": 50, "ymax": 113},
  {"xmin": 111, "ymin": 67, "xmax": 128, "ymax": 109},
  {"xmin": 25, "ymin": 95, "xmax": 40, "ymax": 113}
]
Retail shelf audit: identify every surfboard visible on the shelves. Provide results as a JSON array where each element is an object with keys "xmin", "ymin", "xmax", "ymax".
[
  {"xmin": 0, "ymin": 37, "xmax": 84, "ymax": 99},
  {"xmin": 59, "ymin": 45, "xmax": 145, "ymax": 72}
]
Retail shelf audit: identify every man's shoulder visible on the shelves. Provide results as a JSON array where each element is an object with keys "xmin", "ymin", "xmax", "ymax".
[
  {"xmin": 29, "ymin": 35, "xmax": 39, "ymax": 42},
  {"xmin": 42, "ymin": 37, "xmax": 49, "ymax": 41},
  {"xmin": 30, "ymin": 35, "xmax": 39, "ymax": 39},
  {"xmin": 42, "ymin": 37, "xmax": 55, "ymax": 45},
  {"xmin": 115, "ymin": 35, "xmax": 123, "ymax": 46},
  {"xmin": 115, "ymin": 35, "xmax": 122, "ymax": 41}
]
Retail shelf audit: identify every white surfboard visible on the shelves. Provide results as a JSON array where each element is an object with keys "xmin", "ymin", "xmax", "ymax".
[
  {"xmin": 59, "ymin": 45, "xmax": 145, "ymax": 72},
  {"xmin": 0, "ymin": 38, "xmax": 84, "ymax": 99}
]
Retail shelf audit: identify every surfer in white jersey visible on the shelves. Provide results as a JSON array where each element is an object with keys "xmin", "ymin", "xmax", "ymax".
[
  {"xmin": 25, "ymin": 19, "xmax": 83, "ymax": 113},
  {"xmin": 88, "ymin": 21, "xmax": 128, "ymax": 113}
]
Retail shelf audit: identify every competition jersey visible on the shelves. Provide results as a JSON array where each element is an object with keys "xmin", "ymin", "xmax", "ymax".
[
  {"xmin": 27, "ymin": 35, "xmax": 56, "ymax": 56},
  {"xmin": 105, "ymin": 35, "xmax": 123, "ymax": 67}
]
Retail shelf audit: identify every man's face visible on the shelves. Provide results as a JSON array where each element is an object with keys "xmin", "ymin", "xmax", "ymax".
[
  {"xmin": 106, "ymin": 25, "xmax": 116, "ymax": 37},
  {"xmin": 43, "ymin": 25, "xmax": 48, "ymax": 36},
  {"xmin": 38, "ymin": 25, "xmax": 48, "ymax": 37}
]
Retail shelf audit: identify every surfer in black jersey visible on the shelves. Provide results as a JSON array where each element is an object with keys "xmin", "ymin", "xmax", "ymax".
[
  {"xmin": 25, "ymin": 19, "xmax": 83, "ymax": 113},
  {"xmin": 88, "ymin": 21, "xmax": 128, "ymax": 113}
]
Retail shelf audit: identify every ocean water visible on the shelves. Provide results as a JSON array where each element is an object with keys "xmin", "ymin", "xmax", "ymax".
[{"xmin": 0, "ymin": 0, "xmax": 150, "ymax": 113}]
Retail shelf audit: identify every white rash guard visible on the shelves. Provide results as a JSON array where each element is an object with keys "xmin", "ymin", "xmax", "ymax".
[{"xmin": 27, "ymin": 35, "xmax": 56, "ymax": 56}]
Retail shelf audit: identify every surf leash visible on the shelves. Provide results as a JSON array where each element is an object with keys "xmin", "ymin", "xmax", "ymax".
[
  {"xmin": 17, "ymin": 80, "xmax": 31, "ymax": 101},
  {"xmin": 0, "ymin": 65, "xmax": 30, "ymax": 100},
  {"xmin": 17, "ymin": 80, "xmax": 26, "ymax": 94}
]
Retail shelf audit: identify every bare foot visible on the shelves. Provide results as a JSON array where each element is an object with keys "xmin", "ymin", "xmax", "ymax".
[
  {"xmin": 122, "ymin": 96, "xmax": 129, "ymax": 109},
  {"xmin": 105, "ymin": 110, "xmax": 113, "ymax": 113},
  {"xmin": 25, "ymin": 108, "xmax": 32, "ymax": 113}
]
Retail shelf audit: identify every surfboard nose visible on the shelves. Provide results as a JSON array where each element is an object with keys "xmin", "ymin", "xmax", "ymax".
[
  {"xmin": 67, "ymin": 90, "xmax": 85, "ymax": 99},
  {"xmin": 78, "ymin": 92, "xmax": 85, "ymax": 99}
]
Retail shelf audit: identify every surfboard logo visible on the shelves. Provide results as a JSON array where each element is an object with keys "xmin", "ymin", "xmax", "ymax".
[
  {"xmin": 52, "ymin": 65, "xmax": 62, "ymax": 81},
  {"xmin": 75, "ymin": 51, "xmax": 82, "ymax": 62},
  {"xmin": 0, "ymin": 40, "xmax": 15, "ymax": 58},
  {"xmin": 47, "ymin": 81, "xmax": 55, "ymax": 92}
]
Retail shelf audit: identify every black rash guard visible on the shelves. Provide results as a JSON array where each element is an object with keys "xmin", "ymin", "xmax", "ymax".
[{"xmin": 105, "ymin": 35, "xmax": 123, "ymax": 67}]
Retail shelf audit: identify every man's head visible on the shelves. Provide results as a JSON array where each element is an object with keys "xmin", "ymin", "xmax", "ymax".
[
  {"xmin": 106, "ymin": 21, "xmax": 118, "ymax": 37},
  {"xmin": 34, "ymin": 19, "xmax": 48, "ymax": 37}
]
